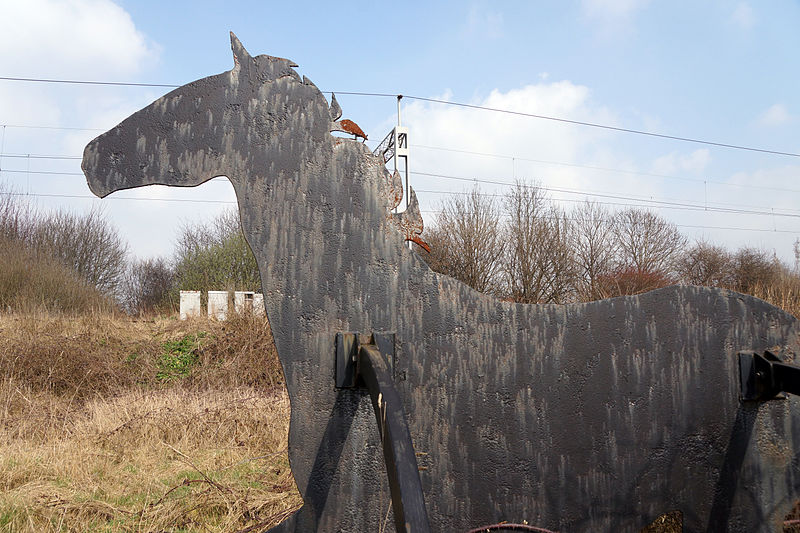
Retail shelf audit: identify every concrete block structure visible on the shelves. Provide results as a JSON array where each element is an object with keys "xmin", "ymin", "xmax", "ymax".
[
  {"xmin": 234, "ymin": 291, "xmax": 255, "ymax": 314},
  {"xmin": 252, "ymin": 293, "xmax": 265, "ymax": 316},
  {"xmin": 207, "ymin": 290, "xmax": 228, "ymax": 320},
  {"xmin": 179, "ymin": 290, "xmax": 201, "ymax": 320}
]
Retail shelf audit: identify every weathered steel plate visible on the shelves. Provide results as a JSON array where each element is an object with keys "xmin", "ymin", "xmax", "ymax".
[{"xmin": 82, "ymin": 33, "xmax": 800, "ymax": 532}]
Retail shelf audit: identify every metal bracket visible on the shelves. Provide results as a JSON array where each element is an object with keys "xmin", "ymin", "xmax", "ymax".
[
  {"xmin": 739, "ymin": 350, "xmax": 800, "ymax": 401},
  {"xmin": 334, "ymin": 332, "xmax": 430, "ymax": 533}
]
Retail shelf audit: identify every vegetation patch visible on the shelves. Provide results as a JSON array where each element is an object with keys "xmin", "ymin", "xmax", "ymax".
[{"xmin": 156, "ymin": 334, "xmax": 206, "ymax": 381}]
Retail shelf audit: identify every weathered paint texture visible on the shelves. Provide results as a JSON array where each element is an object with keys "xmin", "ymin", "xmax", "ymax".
[
  {"xmin": 82, "ymin": 33, "xmax": 800, "ymax": 532},
  {"xmin": 179, "ymin": 290, "xmax": 201, "ymax": 320}
]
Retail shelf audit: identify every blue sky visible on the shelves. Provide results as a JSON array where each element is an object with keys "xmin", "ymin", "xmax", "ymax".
[{"xmin": 1, "ymin": 0, "xmax": 799, "ymax": 262}]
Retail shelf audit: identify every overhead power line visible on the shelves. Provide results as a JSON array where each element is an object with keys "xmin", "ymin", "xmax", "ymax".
[
  {"xmin": 414, "ymin": 188, "xmax": 796, "ymax": 217},
  {"xmin": 414, "ymin": 145, "xmax": 800, "ymax": 196},
  {"xmin": 405, "ymin": 96, "xmax": 800, "ymax": 158},
  {"xmin": 412, "ymin": 170, "xmax": 800, "ymax": 220},
  {"xmin": 0, "ymin": 123, "xmax": 105, "ymax": 131},
  {"xmin": 0, "ymin": 76, "xmax": 180, "ymax": 88},
  {"xmin": 3, "ymin": 144, "xmax": 800, "ymax": 198},
  {"xmin": 5, "ymin": 190, "xmax": 795, "ymax": 236},
  {"xmin": 5, "ymin": 190, "xmax": 236, "ymax": 205},
  {"xmin": 2, "ymin": 76, "xmax": 798, "ymax": 157},
  {"xmin": 4, "ymin": 166, "xmax": 800, "ymax": 218},
  {"xmin": 0, "ymin": 145, "xmax": 795, "ymax": 196},
  {"xmin": 0, "ymin": 153, "xmax": 82, "ymax": 160},
  {"xmin": 418, "ymin": 207, "xmax": 799, "ymax": 235}
]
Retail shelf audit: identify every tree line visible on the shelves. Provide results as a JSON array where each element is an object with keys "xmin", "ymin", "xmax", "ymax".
[
  {"xmin": 421, "ymin": 182, "xmax": 797, "ymax": 307},
  {"xmin": 2, "ymin": 180, "xmax": 798, "ymax": 315},
  {"xmin": 0, "ymin": 184, "xmax": 258, "ymax": 314}
]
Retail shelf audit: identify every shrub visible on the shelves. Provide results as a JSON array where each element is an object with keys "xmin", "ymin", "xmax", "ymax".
[
  {"xmin": 173, "ymin": 209, "xmax": 261, "ymax": 295},
  {"xmin": 0, "ymin": 236, "xmax": 113, "ymax": 313},
  {"xmin": 28, "ymin": 207, "xmax": 128, "ymax": 294},
  {"xmin": 122, "ymin": 256, "xmax": 176, "ymax": 315}
]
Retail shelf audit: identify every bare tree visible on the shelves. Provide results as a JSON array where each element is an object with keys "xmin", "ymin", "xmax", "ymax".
[
  {"xmin": 612, "ymin": 208, "xmax": 686, "ymax": 276},
  {"xmin": 29, "ymin": 207, "xmax": 128, "ymax": 294},
  {"xmin": 677, "ymin": 241, "xmax": 734, "ymax": 287},
  {"xmin": 503, "ymin": 182, "xmax": 575, "ymax": 303},
  {"xmin": 423, "ymin": 187, "xmax": 505, "ymax": 294},
  {"xmin": 0, "ymin": 183, "xmax": 34, "ymax": 243},
  {"xmin": 732, "ymin": 247, "xmax": 781, "ymax": 294},
  {"xmin": 121, "ymin": 257, "xmax": 176, "ymax": 314},
  {"xmin": 571, "ymin": 201, "xmax": 617, "ymax": 301}
]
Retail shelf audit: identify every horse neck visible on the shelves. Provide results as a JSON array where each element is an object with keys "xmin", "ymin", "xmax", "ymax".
[{"xmin": 234, "ymin": 140, "xmax": 404, "ymax": 310}]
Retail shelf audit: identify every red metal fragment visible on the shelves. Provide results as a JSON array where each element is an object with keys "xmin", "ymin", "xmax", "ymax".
[{"xmin": 332, "ymin": 119, "xmax": 368, "ymax": 141}]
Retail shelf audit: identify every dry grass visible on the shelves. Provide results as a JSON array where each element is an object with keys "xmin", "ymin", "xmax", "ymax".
[
  {"xmin": 4, "ymin": 278, "xmax": 800, "ymax": 532},
  {"xmin": 0, "ymin": 237, "xmax": 113, "ymax": 315},
  {"xmin": 0, "ymin": 311, "xmax": 300, "ymax": 532},
  {"xmin": 750, "ymin": 273, "xmax": 800, "ymax": 320}
]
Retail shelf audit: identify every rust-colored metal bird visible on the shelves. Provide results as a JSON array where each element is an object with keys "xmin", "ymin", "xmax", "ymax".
[{"xmin": 329, "ymin": 93, "xmax": 368, "ymax": 141}]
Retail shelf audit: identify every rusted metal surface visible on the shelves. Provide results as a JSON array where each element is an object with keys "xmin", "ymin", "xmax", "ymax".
[
  {"xmin": 82, "ymin": 33, "xmax": 800, "ymax": 532},
  {"xmin": 331, "ymin": 118, "xmax": 368, "ymax": 141},
  {"xmin": 390, "ymin": 188, "xmax": 430, "ymax": 252},
  {"xmin": 385, "ymin": 168, "xmax": 403, "ymax": 211}
]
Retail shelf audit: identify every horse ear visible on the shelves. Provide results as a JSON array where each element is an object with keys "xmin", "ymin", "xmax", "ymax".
[
  {"xmin": 230, "ymin": 32, "xmax": 252, "ymax": 66},
  {"xmin": 330, "ymin": 93, "xmax": 343, "ymax": 121}
]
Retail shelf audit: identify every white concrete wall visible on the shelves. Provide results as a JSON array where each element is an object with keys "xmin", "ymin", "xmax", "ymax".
[
  {"xmin": 180, "ymin": 290, "xmax": 264, "ymax": 320},
  {"xmin": 234, "ymin": 291, "xmax": 255, "ymax": 314},
  {"xmin": 179, "ymin": 291, "xmax": 201, "ymax": 320},
  {"xmin": 208, "ymin": 290, "xmax": 229, "ymax": 320},
  {"xmin": 253, "ymin": 293, "xmax": 265, "ymax": 316}
]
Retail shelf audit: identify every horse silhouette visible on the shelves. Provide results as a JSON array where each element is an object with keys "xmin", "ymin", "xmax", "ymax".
[{"xmin": 82, "ymin": 33, "xmax": 800, "ymax": 532}]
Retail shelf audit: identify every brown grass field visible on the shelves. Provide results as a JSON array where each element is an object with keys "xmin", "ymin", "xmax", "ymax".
[
  {"xmin": 4, "ymin": 275, "xmax": 800, "ymax": 532},
  {"xmin": 0, "ymin": 312, "xmax": 300, "ymax": 532}
]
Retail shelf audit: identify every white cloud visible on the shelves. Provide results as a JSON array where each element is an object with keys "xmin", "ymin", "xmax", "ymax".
[
  {"xmin": 0, "ymin": 83, "xmax": 61, "ymax": 127},
  {"xmin": 0, "ymin": 0, "xmax": 157, "ymax": 78},
  {"xmin": 651, "ymin": 149, "xmax": 711, "ymax": 176},
  {"xmin": 397, "ymin": 80, "xmax": 665, "ymax": 219},
  {"xmin": 394, "ymin": 82, "xmax": 800, "ymax": 263},
  {"xmin": 730, "ymin": 2, "xmax": 755, "ymax": 30},
  {"xmin": 0, "ymin": 0, "xmax": 170, "ymax": 259},
  {"xmin": 758, "ymin": 103, "xmax": 790, "ymax": 127},
  {"xmin": 581, "ymin": 0, "xmax": 649, "ymax": 34}
]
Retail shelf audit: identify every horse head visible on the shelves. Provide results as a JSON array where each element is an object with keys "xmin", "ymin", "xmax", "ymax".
[{"xmin": 82, "ymin": 33, "xmax": 336, "ymax": 199}]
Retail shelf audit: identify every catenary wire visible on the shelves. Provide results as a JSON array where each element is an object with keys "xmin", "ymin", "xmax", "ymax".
[
  {"xmin": 411, "ymin": 170, "xmax": 800, "ymax": 219},
  {"xmin": 414, "ymin": 144, "xmax": 800, "ymax": 196},
  {"xmin": 4, "ymin": 190, "xmax": 798, "ymax": 236},
  {"xmin": 4, "ymin": 166, "xmax": 800, "ymax": 219},
  {"xmin": 2, "ymin": 143, "xmax": 800, "ymax": 199},
  {"xmin": 4, "ymin": 191, "xmax": 236, "ymax": 204},
  {"xmin": 1, "ymin": 76, "xmax": 797, "ymax": 157},
  {"xmin": 416, "ymin": 208, "xmax": 798, "ymax": 235},
  {"xmin": 414, "ymin": 188, "xmax": 800, "ymax": 217},
  {"xmin": 404, "ymin": 96, "xmax": 800, "ymax": 158},
  {"xmin": 1, "ymin": 144, "xmax": 798, "ymax": 199}
]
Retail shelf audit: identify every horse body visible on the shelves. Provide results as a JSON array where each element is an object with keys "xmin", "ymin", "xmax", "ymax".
[{"xmin": 83, "ymin": 34, "xmax": 800, "ymax": 532}]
